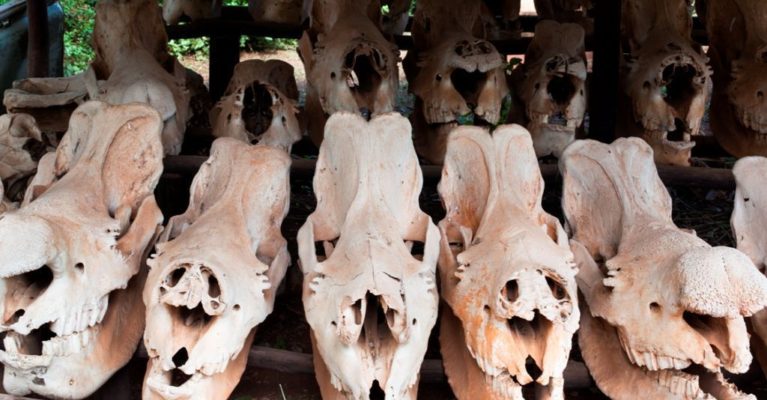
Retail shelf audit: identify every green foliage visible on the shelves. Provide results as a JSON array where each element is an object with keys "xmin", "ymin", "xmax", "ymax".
[
  {"xmin": 60, "ymin": 0, "xmax": 97, "ymax": 76},
  {"xmin": 168, "ymin": 38, "xmax": 210, "ymax": 59}
]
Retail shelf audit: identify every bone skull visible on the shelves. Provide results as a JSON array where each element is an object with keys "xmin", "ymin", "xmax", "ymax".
[
  {"xmin": 3, "ymin": 74, "xmax": 91, "ymax": 133},
  {"xmin": 143, "ymin": 138, "xmax": 291, "ymax": 400},
  {"xmin": 617, "ymin": 0, "xmax": 711, "ymax": 166},
  {"xmin": 407, "ymin": 0, "xmax": 510, "ymax": 164},
  {"xmin": 561, "ymin": 137, "xmax": 767, "ymax": 399},
  {"xmin": 299, "ymin": 0, "xmax": 399, "ymax": 146},
  {"xmin": 249, "ymin": 0, "xmax": 303, "ymax": 24},
  {"xmin": 298, "ymin": 112, "xmax": 440, "ymax": 399},
  {"xmin": 0, "ymin": 101, "xmax": 164, "ymax": 399},
  {"xmin": 0, "ymin": 113, "xmax": 44, "ymax": 198},
  {"xmin": 163, "ymin": 0, "xmax": 221, "ymax": 24},
  {"xmin": 210, "ymin": 60, "xmax": 301, "ymax": 152},
  {"xmin": 704, "ymin": 0, "xmax": 767, "ymax": 157},
  {"xmin": 509, "ymin": 20, "xmax": 587, "ymax": 158},
  {"xmin": 437, "ymin": 125, "xmax": 578, "ymax": 399},
  {"xmin": 534, "ymin": 0, "xmax": 592, "ymax": 31}
]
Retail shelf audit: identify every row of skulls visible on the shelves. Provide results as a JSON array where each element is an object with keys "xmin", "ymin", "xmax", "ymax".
[{"xmin": 2, "ymin": 100, "xmax": 767, "ymax": 400}]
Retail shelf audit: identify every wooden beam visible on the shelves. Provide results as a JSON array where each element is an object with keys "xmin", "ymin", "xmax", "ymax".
[
  {"xmin": 208, "ymin": 33, "xmax": 240, "ymax": 101},
  {"xmin": 588, "ymin": 0, "xmax": 622, "ymax": 142},
  {"xmin": 25, "ymin": 0, "xmax": 49, "ymax": 77}
]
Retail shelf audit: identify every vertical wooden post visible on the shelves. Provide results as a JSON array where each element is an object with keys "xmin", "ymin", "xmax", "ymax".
[
  {"xmin": 26, "ymin": 0, "xmax": 49, "ymax": 77},
  {"xmin": 209, "ymin": 34, "xmax": 240, "ymax": 101},
  {"xmin": 589, "ymin": 0, "xmax": 622, "ymax": 142}
]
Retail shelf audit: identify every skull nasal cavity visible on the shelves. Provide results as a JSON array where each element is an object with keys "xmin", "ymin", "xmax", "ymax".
[
  {"xmin": 344, "ymin": 50, "xmax": 383, "ymax": 95},
  {"xmin": 505, "ymin": 279, "xmax": 520, "ymax": 302},
  {"xmin": 242, "ymin": 83, "xmax": 274, "ymax": 139},
  {"xmin": 167, "ymin": 267, "xmax": 185, "ymax": 287},
  {"xmin": 546, "ymin": 276, "xmax": 566, "ymax": 300},
  {"xmin": 5, "ymin": 265, "xmax": 54, "ymax": 307},
  {"xmin": 207, "ymin": 275, "xmax": 220, "ymax": 297},
  {"xmin": 172, "ymin": 347, "xmax": 188, "ymax": 368},
  {"xmin": 451, "ymin": 69, "xmax": 487, "ymax": 108},
  {"xmin": 547, "ymin": 75, "xmax": 576, "ymax": 106},
  {"xmin": 661, "ymin": 63, "xmax": 697, "ymax": 109}
]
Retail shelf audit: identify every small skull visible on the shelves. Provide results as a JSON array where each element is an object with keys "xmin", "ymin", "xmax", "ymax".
[
  {"xmin": 617, "ymin": 0, "xmax": 711, "ymax": 166},
  {"xmin": 298, "ymin": 112, "xmax": 440, "ymax": 399},
  {"xmin": 143, "ymin": 138, "xmax": 291, "ymax": 400},
  {"xmin": 509, "ymin": 20, "xmax": 587, "ymax": 158},
  {"xmin": 0, "ymin": 101, "xmax": 164, "ymax": 399},
  {"xmin": 562, "ymin": 138, "xmax": 767, "ymax": 399},
  {"xmin": 438, "ymin": 125, "xmax": 578, "ymax": 399}
]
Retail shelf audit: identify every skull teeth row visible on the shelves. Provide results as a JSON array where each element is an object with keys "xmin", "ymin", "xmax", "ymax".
[
  {"xmin": 655, "ymin": 369, "xmax": 708, "ymax": 399},
  {"xmin": 736, "ymin": 108, "xmax": 767, "ymax": 135},
  {"xmin": 50, "ymin": 295, "xmax": 109, "ymax": 336},
  {"xmin": 529, "ymin": 112, "xmax": 579, "ymax": 129},
  {"xmin": 624, "ymin": 347, "xmax": 692, "ymax": 371}
]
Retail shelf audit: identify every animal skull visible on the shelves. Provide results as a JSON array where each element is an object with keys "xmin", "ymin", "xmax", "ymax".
[
  {"xmin": 143, "ymin": 138, "xmax": 291, "ymax": 400},
  {"xmin": 617, "ymin": 0, "xmax": 711, "ymax": 166},
  {"xmin": 0, "ymin": 113, "xmax": 44, "ymax": 192},
  {"xmin": 731, "ymin": 156, "xmax": 767, "ymax": 379},
  {"xmin": 162, "ymin": 0, "xmax": 221, "ymax": 24},
  {"xmin": 299, "ymin": 0, "xmax": 399, "ymax": 146},
  {"xmin": 0, "ymin": 101, "xmax": 164, "ymax": 399},
  {"xmin": 3, "ymin": 74, "xmax": 90, "ymax": 133},
  {"xmin": 704, "ymin": 0, "xmax": 767, "ymax": 157},
  {"xmin": 249, "ymin": 0, "xmax": 303, "ymax": 24},
  {"xmin": 509, "ymin": 20, "xmax": 587, "ymax": 158},
  {"xmin": 533, "ymin": 0, "xmax": 591, "ymax": 30},
  {"xmin": 407, "ymin": 0, "xmax": 510, "ymax": 164},
  {"xmin": 210, "ymin": 60, "xmax": 301, "ymax": 152},
  {"xmin": 561, "ymin": 137, "xmax": 767, "ymax": 400},
  {"xmin": 298, "ymin": 112, "xmax": 440, "ymax": 399},
  {"xmin": 437, "ymin": 125, "xmax": 578, "ymax": 399}
]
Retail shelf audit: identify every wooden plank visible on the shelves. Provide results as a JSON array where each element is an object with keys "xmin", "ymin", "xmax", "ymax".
[
  {"xmin": 25, "ymin": 0, "xmax": 49, "ymax": 78},
  {"xmin": 208, "ymin": 33, "xmax": 240, "ymax": 101},
  {"xmin": 588, "ymin": 0, "xmax": 622, "ymax": 142}
]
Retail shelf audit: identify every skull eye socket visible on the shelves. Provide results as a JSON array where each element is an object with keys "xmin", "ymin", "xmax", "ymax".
[
  {"xmin": 545, "ymin": 276, "xmax": 567, "ymax": 300},
  {"xmin": 504, "ymin": 279, "xmax": 520, "ymax": 302}
]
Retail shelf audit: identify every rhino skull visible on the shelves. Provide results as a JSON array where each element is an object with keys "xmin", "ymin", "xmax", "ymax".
[
  {"xmin": 299, "ymin": 0, "xmax": 399, "ymax": 146},
  {"xmin": 298, "ymin": 112, "xmax": 440, "ymax": 399},
  {"xmin": 704, "ymin": 0, "xmax": 767, "ymax": 157},
  {"xmin": 0, "ymin": 101, "xmax": 164, "ymax": 399},
  {"xmin": 561, "ymin": 138, "xmax": 767, "ymax": 399},
  {"xmin": 143, "ymin": 138, "xmax": 291, "ymax": 400},
  {"xmin": 617, "ymin": 0, "xmax": 711, "ymax": 166},
  {"xmin": 407, "ymin": 0, "xmax": 510, "ymax": 164},
  {"xmin": 438, "ymin": 125, "xmax": 578, "ymax": 399},
  {"xmin": 509, "ymin": 20, "xmax": 587, "ymax": 158},
  {"xmin": 210, "ymin": 60, "xmax": 301, "ymax": 152}
]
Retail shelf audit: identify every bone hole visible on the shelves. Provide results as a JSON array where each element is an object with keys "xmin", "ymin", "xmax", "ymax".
[
  {"xmin": 172, "ymin": 347, "xmax": 188, "ymax": 368},
  {"xmin": 545, "ymin": 276, "xmax": 566, "ymax": 300},
  {"xmin": 352, "ymin": 298, "xmax": 364, "ymax": 326},
  {"xmin": 661, "ymin": 63, "xmax": 698, "ymax": 111},
  {"xmin": 4, "ymin": 265, "xmax": 54, "ymax": 316},
  {"xmin": 166, "ymin": 268, "xmax": 186, "ymax": 288},
  {"xmin": 20, "ymin": 323, "xmax": 55, "ymax": 356},
  {"xmin": 451, "ymin": 69, "xmax": 488, "ymax": 109},
  {"xmin": 667, "ymin": 118, "xmax": 687, "ymax": 142},
  {"xmin": 504, "ymin": 279, "xmax": 520, "ymax": 302},
  {"xmin": 75, "ymin": 262, "xmax": 84, "ymax": 272},
  {"xmin": 525, "ymin": 355, "xmax": 543, "ymax": 381},
  {"xmin": 207, "ymin": 275, "xmax": 220, "ymax": 297},
  {"xmin": 370, "ymin": 380, "xmax": 385, "ymax": 400},
  {"xmin": 359, "ymin": 292, "xmax": 396, "ymax": 343},
  {"xmin": 547, "ymin": 75, "xmax": 577, "ymax": 106},
  {"xmin": 344, "ymin": 48, "xmax": 384, "ymax": 112},
  {"xmin": 649, "ymin": 302, "xmax": 661, "ymax": 312},
  {"xmin": 170, "ymin": 368, "xmax": 193, "ymax": 387},
  {"xmin": 242, "ymin": 83, "xmax": 274, "ymax": 140},
  {"xmin": 683, "ymin": 311, "xmax": 729, "ymax": 361}
]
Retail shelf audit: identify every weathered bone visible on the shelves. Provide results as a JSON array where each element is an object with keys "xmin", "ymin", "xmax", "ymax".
[
  {"xmin": 704, "ymin": 0, "xmax": 767, "ymax": 157},
  {"xmin": 163, "ymin": 0, "xmax": 221, "ymax": 25},
  {"xmin": 143, "ymin": 138, "xmax": 291, "ymax": 400},
  {"xmin": 0, "ymin": 113, "xmax": 44, "ymax": 198},
  {"xmin": 298, "ymin": 112, "xmax": 440, "ymax": 399},
  {"xmin": 299, "ymin": 0, "xmax": 399, "ymax": 146},
  {"xmin": 3, "ymin": 74, "xmax": 91, "ymax": 133},
  {"xmin": 509, "ymin": 20, "xmax": 587, "ymax": 158},
  {"xmin": 617, "ymin": 0, "xmax": 711, "ymax": 166},
  {"xmin": 407, "ymin": 0, "xmax": 510, "ymax": 164},
  {"xmin": 561, "ymin": 138, "xmax": 767, "ymax": 400},
  {"xmin": 0, "ymin": 101, "xmax": 164, "ymax": 399},
  {"xmin": 210, "ymin": 60, "xmax": 301, "ymax": 152},
  {"xmin": 249, "ymin": 0, "xmax": 303, "ymax": 24},
  {"xmin": 438, "ymin": 124, "xmax": 578, "ymax": 399}
]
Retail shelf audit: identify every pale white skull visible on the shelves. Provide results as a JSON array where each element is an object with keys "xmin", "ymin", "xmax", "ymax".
[
  {"xmin": 561, "ymin": 138, "xmax": 767, "ymax": 400},
  {"xmin": 299, "ymin": 0, "xmax": 399, "ymax": 146},
  {"xmin": 210, "ymin": 60, "xmax": 301, "ymax": 152},
  {"xmin": 617, "ymin": 0, "xmax": 711, "ymax": 166},
  {"xmin": 407, "ymin": 0, "xmax": 510, "ymax": 164},
  {"xmin": 143, "ymin": 138, "xmax": 291, "ymax": 400},
  {"xmin": 297, "ymin": 112, "xmax": 440, "ymax": 399},
  {"xmin": 731, "ymin": 156, "xmax": 767, "ymax": 379},
  {"xmin": 0, "ymin": 101, "xmax": 164, "ymax": 399},
  {"xmin": 704, "ymin": 0, "xmax": 767, "ymax": 157},
  {"xmin": 509, "ymin": 20, "xmax": 587, "ymax": 158},
  {"xmin": 437, "ymin": 125, "xmax": 578, "ymax": 400},
  {"xmin": 163, "ymin": 0, "xmax": 221, "ymax": 24}
]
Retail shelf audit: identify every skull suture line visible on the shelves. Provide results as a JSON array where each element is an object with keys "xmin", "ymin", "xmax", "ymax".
[
  {"xmin": 508, "ymin": 20, "xmax": 587, "ymax": 158},
  {"xmin": 703, "ymin": 0, "xmax": 767, "ymax": 157},
  {"xmin": 298, "ymin": 112, "xmax": 440, "ymax": 399},
  {"xmin": 0, "ymin": 101, "xmax": 164, "ymax": 399},
  {"xmin": 143, "ymin": 138, "xmax": 291, "ymax": 400},
  {"xmin": 617, "ymin": 0, "xmax": 711, "ymax": 166},
  {"xmin": 406, "ymin": 0, "xmax": 510, "ymax": 164},
  {"xmin": 561, "ymin": 138, "xmax": 767, "ymax": 400},
  {"xmin": 210, "ymin": 59, "xmax": 302, "ymax": 152},
  {"xmin": 299, "ymin": 0, "xmax": 399, "ymax": 146},
  {"xmin": 437, "ymin": 125, "xmax": 578, "ymax": 400}
]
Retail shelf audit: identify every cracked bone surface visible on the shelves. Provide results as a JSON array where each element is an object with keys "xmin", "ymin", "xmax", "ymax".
[
  {"xmin": 616, "ymin": 0, "xmax": 711, "ymax": 166},
  {"xmin": 560, "ymin": 138, "xmax": 767, "ymax": 400},
  {"xmin": 210, "ymin": 60, "xmax": 301, "ymax": 152},
  {"xmin": 509, "ymin": 20, "xmax": 587, "ymax": 158},
  {"xmin": 299, "ymin": 0, "xmax": 400, "ymax": 146},
  {"xmin": 0, "ymin": 100, "xmax": 164, "ymax": 399},
  {"xmin": 143, "ymin": 137, "xmax": 291, "ymax": 400},
  {"xmin": 162, "ymin": 0, "xmax": 220, "ymax": 24},
  {"xmin": 298, "ymin": 112, "xmax": 440, "ymax": 399},
  {"xmin": 437, "ymin": 125, "xmax": 578, "ymax": 400},
  {"xmin": 407, "ymin": 0, "xmax": 510, "ymax": 164},
  {"xmin": 703, "ymin": 0, "xmax": 767, "ymax": 157},
  {"xmin": 731, "ymin": 156, "xmax": 767, "ymax": 379}
]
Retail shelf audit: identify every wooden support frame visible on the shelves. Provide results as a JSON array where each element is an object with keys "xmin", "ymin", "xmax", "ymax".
[
  {"xmin": 588, "ymin": 0, "xmax": 622, "ymax": 142},
  {"xmin": 25, "ymin": 0, "xmax": 49, "ymax": 77}
]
